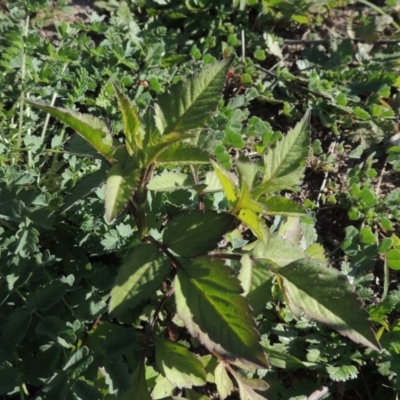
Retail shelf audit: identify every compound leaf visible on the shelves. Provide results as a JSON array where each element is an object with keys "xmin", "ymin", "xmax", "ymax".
[
  {"xmin": 174, "ymin": 256, "xmax": 269, "ymax": 368},
  {"xmin": 109, "ymin": 244, "xmax": 170, "ymax": 317}
]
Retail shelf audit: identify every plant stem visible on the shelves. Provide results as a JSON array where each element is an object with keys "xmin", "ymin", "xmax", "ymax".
[{"xmin": 13, "ymin": 15, "xmax": 30, "ymax": 166}]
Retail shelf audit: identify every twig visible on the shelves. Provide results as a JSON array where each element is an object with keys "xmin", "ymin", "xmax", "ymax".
[
  {"xmin": 375, "ymin": 159, "xmax": 387, "ymax": 197},
  {"xmin": 190, "ymin": 165, "xmax": 205, "ymax": 212},
  {"xmin": 284, "ymin": 38, "xmax": 400, "ymax": 45},
  {"xmin": 241, "ymin": 29, "xmax": 245, "ymax": 62},
  {"xmin": 306, "ymin": 386, "xmax": 329, "ymax": 400},
  {"xmin": 254, "ymin": 64, "xmax": 332, "ymax": 100},
  {"xmin": 316, "ymin": 141, "xmax": 337, "ymax": 207}
]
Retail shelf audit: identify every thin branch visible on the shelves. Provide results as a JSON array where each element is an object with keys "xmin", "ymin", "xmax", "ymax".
[
  {"xmin": 211, "ymin": 252, "xmax": 242, "ymax": 261},
  {"xmin": 317, "ymin": 141, "xmax": 337, "ymax": 207},
  {"xmin": 190, "ymin": 165, "xmax": 205, "ymax": 212},
  {"xmin": 284, "ymin": 38, "xmax": 400, "ymax": 45},
  {"xmin": 254, "ymin": 64, "xmax": 332, "ymax": 100}
]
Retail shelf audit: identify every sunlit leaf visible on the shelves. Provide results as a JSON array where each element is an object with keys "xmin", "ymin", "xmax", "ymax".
[
  {"xmin": 26, "ymin": 99, "xmax": 115, "ymax": 161},
  {"xmin": 275, "ymin": 258, "xmax": 381, "ymax": 352},
  {"xmin": 156, "ymin": 56, "xmax": 233, "ymax": 134},
  {"xmin": 105, "ymin": 164, "xmax": 140, "ymax": 223},
  {"xmin": 112, "ymin": 82, "xmax": 142, "ymax": 154},
  {"xmin": 211, "ymin": 160, "xmax": 238, "ymax": 205},
  {"xmin": 237, "ymin": 208, "xmax": 269, "ymax": 244},
  {"xmin": 156, "ymin": 142, "xmax": 210, "ymax": 165},
  {"xmin": 154, "ymin": 336, "xmax": 206, "ymax": 388},
  {"xmin": 174, "ymin": 256, "xmax": 269, "ymax": 368},
  {"xmin": 254, "ymin": 110, "xmax": 310, "ymax": 197},
  {"xmin": 214, "ymin": 362, "xmax": 233, "ymax": 399}
]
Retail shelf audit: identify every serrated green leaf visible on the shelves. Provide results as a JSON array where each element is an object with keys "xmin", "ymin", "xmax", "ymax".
[
  {"xmin": 229, "ymin": 368, "xmax": 268, "ymax": 400},
  {"xmin": 276, "ymin": 258, "xmax": 381, "ymax": 352},
  {"xmin": 238, "ymin": 208, "xmax": 269, "ymax": 244},
  {"xmin": 260, "ymin": 196, "xmax": 306, "ymax": 216},
  {"xmin": 163, "ymin": 211, "xmax": 235, "ymax": 258},
  {"xmin": 174, "ymin": 256, "xmax": 269, "ymax": 368},
  {"xmin": 235, "ymin": 181, "xmax": 265, "ymax": 214},
  {"xmin": 237, "ymin": 162, "xmax": 260, "ymax": 188},
  {"xmin": 0, "ymin": 308, "xmax": 32, "ymax": 351},
  {"xmin": 238, "ymin": 255, "xmax": 274, "ymax": 316},
  {"xmin": 112, "ymin": 82, "xmax": 142, "ymax": 154},
  {"xmin": 104, "ymin": 359, "xmax": 131, "ymax": 396},
  {"xmin": 41, "ymin": 371, "xmax": 69, "ymax": 399},
  {"xmin": 145, "ymin": 132, "xmax": 195, "ymax": 166},
  {"xmin": 214, "ymin": 362, "xmax": 233, "ymax": 399},
  {"xmin": 264, "ymin": 347, "xmax": 317, "ymax": 369},
  {"xmin": 156, "ymin": 142, "xmax": 210, "ymax": 165},
  {"xmin": 26, "ymin": 99, "xmax": 115, "ymax": 161},
  {"xmin": 326, "ymin": 364, "xmax": 358, "ymax": 381},
  {"xmin": 33, "ymin": 280, "xmax": 69, "ymax": 311},
  {"xmin": 154, "ymin": 336, "xmax": 206, "ymax": 388},
  {"xmin": 109, "ymin": 244, "xmax": 170, "ymax": 317},
  {"xmin": 147, "ymin": 172, "xmax": 195, "ymax": 192},
  {"xmin": 156, "ymin": 56, "xmax": 233, "ymax": 134},
  {"xmin": 105, "ymin": 164, "xmax": 139, "ymax": 223},
  {"xmin": 253, "ymin": 235, "xmax": 305, "ymax": 266},
  {"xmin": 254, "ymin": 110, "xmax": 310, "ymax": 196},
  {"xmin": 60, "ymin": 169, "xmax": 106, "ymax": 214},
  {"xmin": 70, "ymin": 380, "xmax": 103, "ymax": 400},
  {"xmin": 211, "ymin": 160, "xmax": 238, "ymax": 205},
  {"xmin": 63, "ymin": 346, "xmax": 92, "ymax": 375},
  {"xmin": 120, "ymin": 363, "xmax": 151, "ymax": 400}
]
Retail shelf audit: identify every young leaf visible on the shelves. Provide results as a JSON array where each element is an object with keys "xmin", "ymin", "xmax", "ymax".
[
  {"xmin": 156, "ymin": 56, "xmax": 233, "ymax": 134},
  {"xmin": 109, "ymin": 244, "xmax": 170, "ymax": 317},
  {"xmin": 112, "ymin": 82, "xmax": 142, "ymax": 154},
  {"xmin": 259, "ymin": 196, "xmax": 307, "ymax": 216},
  {"xmin": 254, "ymin": 110, "xmax": 310, "ymax": 197},
  {"xmin": 156, "ymin": 142, "xmax": 210, "ymax": 165},
  {"xmin": 105, "ymin": 164, "xmax": 139, "ymax": 223},
  {"xmin": 25, "ymin": 100, "xmax": 115, "ymax": 161},
  {"xmin": 174, "ymin": 256, "xmax": 269, "ymax": 368},
  {"xmin": 274, "ymin": 258, "xmax": 381, "ymax": 352},
  {"xmin": 145, "ymin": 132, "xmax": 196, "ymax": 166},
  {"xmin": 237, "ymin": 208, "xmax": 269, "ymax": 244},
  {"xmin": 214, "ymin": 362, "xmax": 233, "ymax": 399},
  {"xmin": 163, "ymin": 211, "xmax": 235, "ymax": 258},
  {"xmin": 211, "ymin": 160, "xmax": 238, "ymax": 205},
  {"xmin": 154, "ymin": 335, "xmax": 206, "ymax": 388}
]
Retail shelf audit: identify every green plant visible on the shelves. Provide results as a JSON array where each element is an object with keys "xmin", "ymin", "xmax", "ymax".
[{"xmin": 17, "ymin": 57, "xmax": 380, "ymax": 399}]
